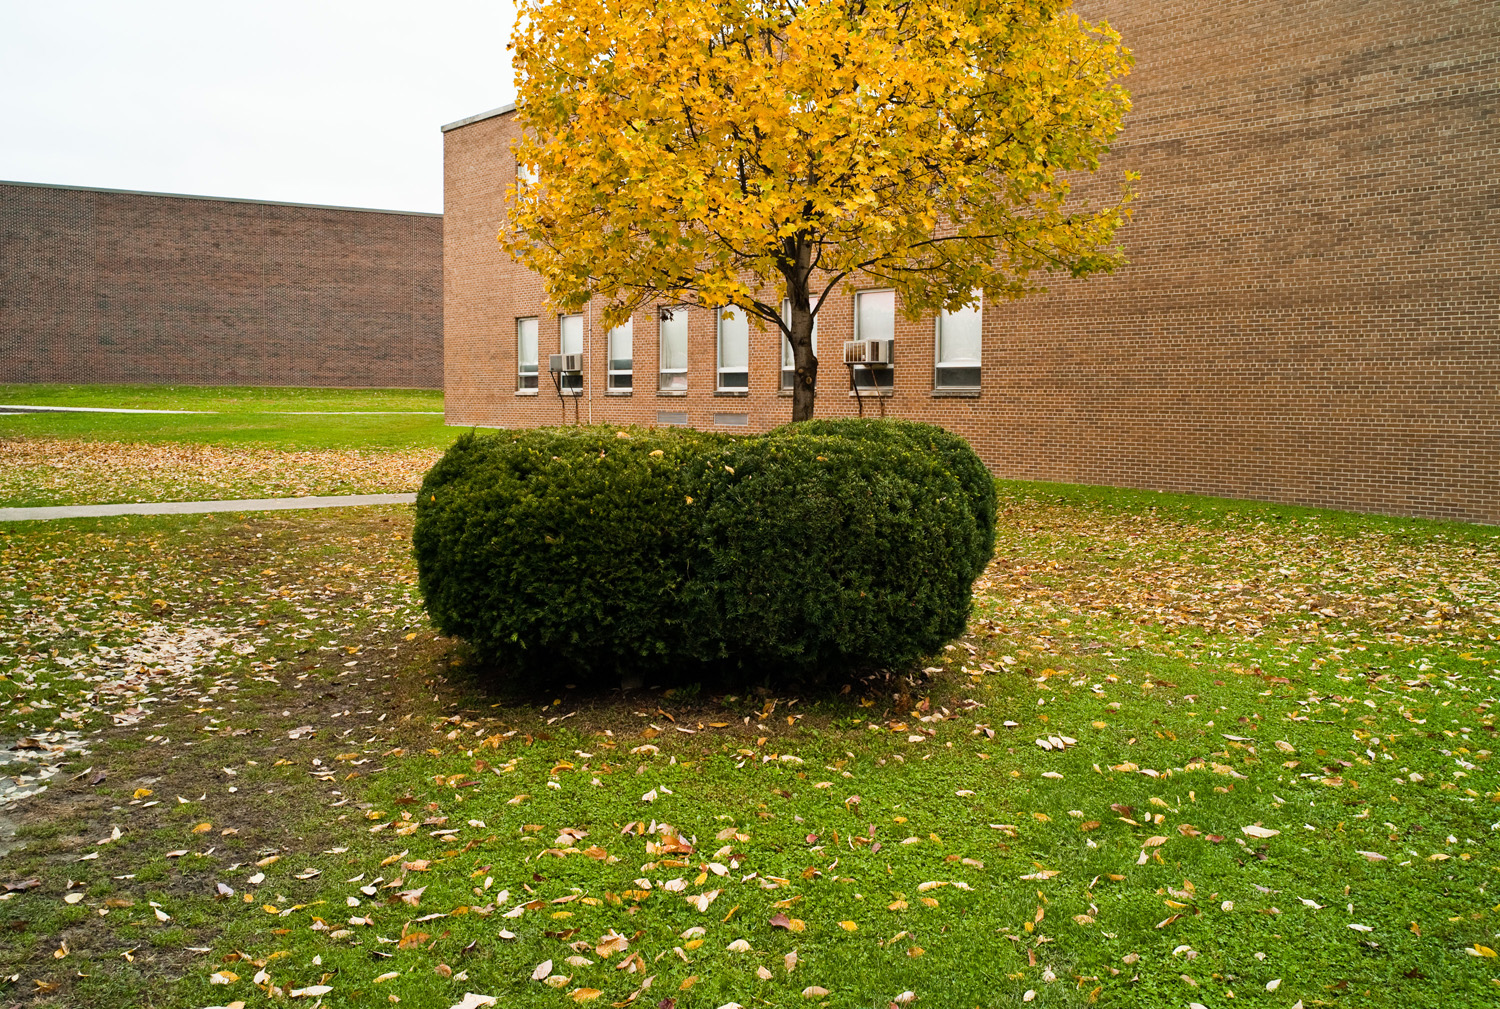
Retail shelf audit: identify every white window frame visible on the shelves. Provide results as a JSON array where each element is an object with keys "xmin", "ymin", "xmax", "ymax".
[
  {"xmin": 779, "ymin": 298, "xmax": 818, "ymax": 391},
  {"xmin": 934, "ymin": 293, "xmax": 983, "ymax": 392},
  {"xmin": 606, "ymin": 316, "xmax": 633, "ymax": 393},
  {"xmin": 658, "ymin": 307, "xmax": 688, "ymax": 392},
  {"xmin": 716, "ymin": 305, "xmax": 750, "ymax": 392},
  {"xmin": 558, "ymin": 313, "xmax": 584, "ymax": 395},
  {"xmin": 516, "ymin": 316, "xmax": 539, "ymax": 393},
  {"xmin": 852, "ymin": 288, "xmax": 895, "ymax": 393}
]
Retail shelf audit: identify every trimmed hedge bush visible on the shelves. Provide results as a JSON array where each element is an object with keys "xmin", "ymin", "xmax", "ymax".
[{"xmin": 413, "ymin": 420, "xmax": 996, "ymax": 685}]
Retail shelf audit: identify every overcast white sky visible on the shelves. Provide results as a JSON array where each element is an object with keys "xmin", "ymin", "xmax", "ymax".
[{"xmin": 0, "ymin": 0, "xmax": 518, "ymax": 213}]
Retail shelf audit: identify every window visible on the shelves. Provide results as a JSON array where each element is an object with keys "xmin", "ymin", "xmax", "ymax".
[
  {"xmin": 607, "ymin": 317, "xmax": 633, "ymax": 392},
  {"xmin": 517, "ymin": 316, "xmax": 538, "ymax": 392},
  {"xmin": 935, "ymin": 296, "xmax": 982, "ymax": 390},
  {"xmin": 659, "ymin": 308, "xmax": 687, "ymax": 392},
  {"xmin": 516, "ymin": 155, "xmax": 538, "ymax": 187},
  {"xmin": 853, "ymin": 289, "xmax": 895, "ymax": 392},
  {"xmin": 779, "ymin": 299, "xmax": 818, "ymax": 391},
  {"xmin": 559, "ymin": 313, "xmax": 583, "ymax": 394},
  {"xmin": 717, "ymin": 306, "xmax": 749, "ymax": 391}
]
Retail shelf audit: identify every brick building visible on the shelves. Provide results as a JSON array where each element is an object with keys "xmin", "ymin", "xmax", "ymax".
[
  {"xmin": 441, "ymin": 0, "xmax": 1499, "ymax": 524},
  {"xmin": 1, "ymin": 181, "xmax": 443, "ymax": 389}
]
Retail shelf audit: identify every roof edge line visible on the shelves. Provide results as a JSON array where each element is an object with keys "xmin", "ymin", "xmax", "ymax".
[
  {"xmin": 441, "ymin": 102, "xmax": 517, "ymax": 133},
  {"xmin": 0, "ymin": 179, "xmax": 441, "ymax": 217}
]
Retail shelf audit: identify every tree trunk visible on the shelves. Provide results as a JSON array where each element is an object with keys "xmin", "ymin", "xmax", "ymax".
[
  {"xmin": 784, "ymin": 242, "xmax": 818, "ymax": 422},
  {"xmin": 788, "ymin": 293, "xmax": 817, "ymax": 422}
]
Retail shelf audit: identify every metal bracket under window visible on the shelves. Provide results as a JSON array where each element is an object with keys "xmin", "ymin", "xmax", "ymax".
[{"xmin": 548, "ymin": 353, "xmax": 583, "ymax": 424}]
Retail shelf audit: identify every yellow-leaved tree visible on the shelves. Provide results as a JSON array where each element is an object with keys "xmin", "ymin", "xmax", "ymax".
[{"xmin": 504, "ymin": 0, "xmax": 1135, "ymax": 421}]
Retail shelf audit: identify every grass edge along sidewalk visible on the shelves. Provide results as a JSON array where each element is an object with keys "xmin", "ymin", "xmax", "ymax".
[{"xmin": 0, "ymin": 493, "xmax": 417, "ymax": 522}]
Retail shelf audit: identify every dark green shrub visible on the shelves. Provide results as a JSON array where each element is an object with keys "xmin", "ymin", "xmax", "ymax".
[
  {"xmin": 684, "ymin": 428, "xmax": 989, "ymax": 673},
  {"xmin": 773, "ymin": 418, "xmax": 998, "ymax": 572},
  {"xmin": 413, "ymin": 421, "xmax": 995, "ymax": 685},
  {"xmin": 413, "ymin": 426, "xmax": 732, "ymax": 678}
]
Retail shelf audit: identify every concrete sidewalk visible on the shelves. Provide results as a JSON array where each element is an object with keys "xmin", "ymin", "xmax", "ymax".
[
  {"xmin": 0, "ymin": 403, "xmax": 213, "ymax": 414},
  {"xmin": 0, "ymin": 493, "xmax": 416, "ymax": 522}
]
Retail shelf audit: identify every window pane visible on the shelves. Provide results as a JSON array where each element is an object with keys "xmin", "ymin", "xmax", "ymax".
[
  {"xmin": 718, "ymin": 306, "xmax": 749, "ymax": 370},
  {"xmin": 855, "ymin": 290, "xmax": 895, "ymax": 342},
  {"xmin": 608, "ymin": 318, "xmax": 632, "ymax": 371},
  {"xmin": 660, "ymin": 308, "xmax": 687, "ymax": 372},
  {"xmin": 608, "ymin": 372, "xmax": 633, "ymax": 390},
  {"xmin": 517, "ymin": 317, "xmax": 538, "ymax": 390},
  {"xmin": 559, "ymin": 314, "xmax": 584, "ymax": 355},
  {"xmin": 779, "ymin": 299, "xmax": 817, "ymax": 369},
  {"xmin": 517, "ymin": 317, "xmax": 538, "ymax": 367},
  {"xmin": 853, "ymin": 367, "xmax": 894, "ymax": 390},
  {"xmin": 936, "ymin": 366, "xmax": 981, "ymax": 388},
  {"xmin": 938, "ymin": 302, "xmax": 982, "ymax": 364}
]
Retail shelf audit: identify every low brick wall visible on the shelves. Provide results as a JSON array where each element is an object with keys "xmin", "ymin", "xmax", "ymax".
[{"xmin": 1, "ymin": 181, "xmax": 443, "ymax": 389}]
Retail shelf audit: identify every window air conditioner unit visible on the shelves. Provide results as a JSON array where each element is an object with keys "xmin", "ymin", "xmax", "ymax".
[
  {"xmin": 843, "ymin": 339, "xmax": 894, "ymax": 366},
  {"xmin": 549, "ymin": 353, "xmax": 584, "ymax": 373}
]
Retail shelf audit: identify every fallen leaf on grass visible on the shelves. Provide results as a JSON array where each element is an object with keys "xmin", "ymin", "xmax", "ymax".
[
  {"xmin": 570, "ymin": 989, "xmax": 602, "ymax": 1002},
  {"xmin": 1241, "ymin": 825, "xmax": 1279, "ymax": 839},
  {"xmin": 449, "ymin": 996, "xmax": 498, "ymax": 1009},
  {"xmin": 803, "ymin": 987, "xmax": 829, "ymax": 998},
  {"xmin": 290, "ymin": 986, "xmax": 333, "ymax": 998},
  {"xmin": 596, "ymin": 931, "xmax": 630, "ymax": 956},
  {"xmin": 685, "ymin": 890, "xmax": 721, "ymax": 912}
]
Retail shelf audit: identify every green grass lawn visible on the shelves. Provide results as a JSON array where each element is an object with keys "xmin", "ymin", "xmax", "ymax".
[
  {"xmin": 0, "ymin": 384, "xmax": 463, "ymax": 506},
  {"xmin": 0, "ymin": 481, "xmax": 1495, "ymax": 1007},
  {"xmin": 0, "ymin": 383, "xmax": 453, "ymax": 450}
]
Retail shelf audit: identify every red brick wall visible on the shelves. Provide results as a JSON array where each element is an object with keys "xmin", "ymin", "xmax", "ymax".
[
  {"xmin": 442, "ymin": 0, "xmax": 1500, "ymax": 524},
  {"xmin": 1, "ymin": 182, "xmax": 443, "ymax": 388}
]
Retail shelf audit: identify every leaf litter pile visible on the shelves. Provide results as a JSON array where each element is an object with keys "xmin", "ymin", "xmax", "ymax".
[
  {"xmin": 0, "ymin": 484, "xmax": 1497, "ymax": 1008},
  {"xmin": 0, "ymin": 438, "xmax": 441, "ymax": 508}
]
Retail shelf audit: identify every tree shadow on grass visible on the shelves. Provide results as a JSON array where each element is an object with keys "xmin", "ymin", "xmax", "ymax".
[{"xmin": 428, "ymin": 637, "xmax": 945, "ymax": 737}]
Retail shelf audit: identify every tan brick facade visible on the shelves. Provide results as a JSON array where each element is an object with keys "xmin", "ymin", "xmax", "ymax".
[
  {"xmin": 442, "ymin": 0, "xmax": 1500, "ymax": 524},
  {"xmin": 1, "ymin": 181, "xmax": 443, "ymax": 389}
]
